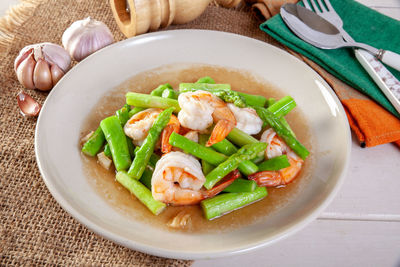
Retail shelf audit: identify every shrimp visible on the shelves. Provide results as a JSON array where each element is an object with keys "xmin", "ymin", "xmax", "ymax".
[
  {"xmin": 152, "ymin": 152, "xmax": 206, "ymax": 205},
  {"xmin": 124, "ymin": 108, "xmax": 162, "ymax": 146},
  {"xmin": 178, "ymin": 91, "xmax": 236, "ymax": 147},
  {"xmin": 260, "ymin": 128, "xmax": 287, "ymax": 159},
  {"xmin": 152, "ymin": 152, "xmax": 240, "ymax": 205},
  {"xmin": 249, "ymin": 129, "xmax": 303, "ymax": 187},
  {"xmin": 227, "ymin": 103, "xmax": 263, "ymax": 135},
  {"xmin": 161, "ymin": 115, "xmax": 180, "ymax": 154}
]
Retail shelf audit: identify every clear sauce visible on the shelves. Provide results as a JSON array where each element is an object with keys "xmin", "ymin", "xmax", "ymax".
[{"xmin": 80, "ymin": 64, "xmax": 315, "ymax": 233}]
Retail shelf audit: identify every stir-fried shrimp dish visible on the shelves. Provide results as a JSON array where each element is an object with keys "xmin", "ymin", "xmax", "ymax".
[{"xmin": 81, "ymin": 76, "xmax": 310, "ymax": 225}]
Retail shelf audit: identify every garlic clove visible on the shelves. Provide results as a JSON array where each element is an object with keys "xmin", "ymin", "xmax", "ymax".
[
  {"xmin": 50, "ymin": 64, "xmax": 64, "ymax": 86},
  {"xmin": 41, "ymin": 42, "xmax": 71, "ymax": 73},
  {"xmin": 33, "ymin": 59, "xmax": 53, "ymax": 91},
  {"xmin": 14, "ymin": 47, "xmax": 33, "ymax": 72},
  {"xmin": 17, "ymin": 54, "xmax": 36, "ymax": 90},
  {"xmin": 16, "ymin": 91, "xmax": 41, "ymax": 117}
]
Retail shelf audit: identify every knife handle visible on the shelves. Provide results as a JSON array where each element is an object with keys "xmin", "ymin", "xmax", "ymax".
[
  {"xmin": 381, "ymin": 50, "xmax": 400, "ymax": 73},
  {"xmin": 354, "ymin": 49, "xmax": 400, "ymax": 114}
]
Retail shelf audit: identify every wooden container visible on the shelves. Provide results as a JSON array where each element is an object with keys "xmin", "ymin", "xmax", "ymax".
[{"xmin": 110, "ymin": 0, "xmax": 242, "ymax": 38}]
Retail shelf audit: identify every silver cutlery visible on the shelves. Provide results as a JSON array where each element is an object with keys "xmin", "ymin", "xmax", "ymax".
[
  {"xmin": 280, "ymin": 2, "xmax": 400, "ymax": 114},
  {"xmin": 280, "ymin": 3, "xmax": 400, "ymax": 72}
]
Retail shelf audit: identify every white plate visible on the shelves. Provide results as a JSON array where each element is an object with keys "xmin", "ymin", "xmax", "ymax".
[{"xmin": 35, "ymin": 30, "xmax": 351, "ymax": 260}]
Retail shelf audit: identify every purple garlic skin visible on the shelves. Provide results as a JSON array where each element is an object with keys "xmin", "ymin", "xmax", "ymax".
[
  {"xmin": 62, "ymin": 17, "xmax": 114, "ymax": 62},
  {"xmin": 14, "ymin": 42, "xmax": 71, "ymax": 91}
]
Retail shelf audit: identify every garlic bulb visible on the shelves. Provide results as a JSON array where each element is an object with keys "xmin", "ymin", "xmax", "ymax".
[
  {"xmin": 14, "ymin": 43, "xmax": 71, "ymax": 91},
  {"xmin": 62, "ymin": 17, "xmax": 114, "ymax": 62}
]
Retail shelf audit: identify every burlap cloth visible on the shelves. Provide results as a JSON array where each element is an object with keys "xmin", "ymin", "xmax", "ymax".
[{"xmin": 0, "ymin": 0, "xmax": 280, "ymax": 265}]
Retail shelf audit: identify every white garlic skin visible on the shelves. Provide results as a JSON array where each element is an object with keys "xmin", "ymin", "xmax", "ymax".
[
  {"xmin": 62, "ymin": 17, "xmax": 114, "ymax": 62},
  {"xmin": 14, "ymin": 42, "xmax": 71, "ymax": 91}
]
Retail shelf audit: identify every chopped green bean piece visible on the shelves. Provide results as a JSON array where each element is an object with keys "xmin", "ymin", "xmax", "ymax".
[
  {"xmin": 237, "ymin": 92, "xmax": 267, "ymax": 107},
  {"xmin": 129, "ymin": 107, "xmax": 145, "ymax": 118},
  {"xmin": 223, "ymin": 178, "xmax": 257, "ymax": 193},
  {"xmin": 116, "ymin": 171, "xmax": 165, "ymax": 215},
  {"xmin": 196, "ymin": 76, "xmax": 215, "ymax": 84},
  {"xmin": 204, "ymin": 142, "xmax": 267, "ymax": 189},
  {"xmin": 258, "ymin": 155, "xmax": 290, "ymax": 171},
  {"xmin": 128, "ymin": 108, "xmax": 173, "ymax": 179},
  {"xmin": 199, "ymin": 134, "xmax": 215, "ymax": 175},
  {"xmin": 103, "ymin": 143, "xmax": 111, "ymax": 158},
  {"xmin": 150, "ymin": 83, "xmax": 173, "ymax": 97},
  {"xmin": 255, "ymin": 107, "xmax": 309, "ymax": 160},
  {"xmin": 100, "ymin": 116, "xmax": 132, "ymax": 171},
  {"xmin": 82, "ymin": 127, "xmax": 105, "ymax": 156},
  {"xmin": 201, "ymin": 187, "xmax": 267, "ymax": 220},
  {"xmin": 126, "ymin": 92, "xmax": 180, "ymax": 112},
  {"xmin": 227, "ymin": 127, "xmax": 259, "ymax": 147}
]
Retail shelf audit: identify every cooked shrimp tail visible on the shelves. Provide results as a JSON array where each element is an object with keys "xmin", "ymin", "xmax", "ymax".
[
  {"xmin": 161, "ymin": 115, "xmax": 180, "ymax": 154},
  {"xmin": 248, "ymin": 153, "xmax": 303, "ymax": 187},
  {"xmin": 202, "ymin": 170, "xmax": 241, "ymax": 198},
  {"xmin": 248, "ymin": 171, "xmax": 282, "ymax": 187},
  {"xmin": 206, "ymin": 119, "xmax": 235, "ymax": 147}
]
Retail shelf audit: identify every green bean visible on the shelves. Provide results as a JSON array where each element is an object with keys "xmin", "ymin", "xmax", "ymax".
[
  {"xmin": 100, "ymin": 116, "xmax": 132, "ymax": 171},
  {"xmin": 251, "ymin": 153, "xmax": 265, "ymax": 164},
  {"xmin": 196, "ymin": 76, "xmax": 215, "ymax": 84},
  {"xmin": 227, "ymin": 127, "xmax": 259, "ymax": 147},
  {"xmin": 128, "ymin": 107, "xmax": 145, "ymax": 118},
  {"xmin": 258, "ymin": 155, "xmax": 290, "ymax": 171},
  {"xmin": 267, "ymin": 96, "xmax": 296, "ymax": 117},
  {"xmin": 126, "ymin": 92, "xmax": 181, "ymax": 112},
  {"xmin": 116, "ymin": 104, "xmax": 131, "ymax": 126},
  {"xmin": 126, "ymin": 137, "xmax": 135, "ymax": 159},
  {"xmin": 161, "ymin": 88, "xmax": 179, "ymax": 99},
  {"xmin": 103, "ymin": 143, "xmax": 111, "ymax": 158},
  {"xmin": 139, "ymin": 167, "xmax": 153, "ymax": 190},
  {"xmin": 133, "ymin": 146, "xmax": 160, "ymax": 168},
  {"xmin": 150, "ymin": 83, "xmax": 173, "ymax": 97},
  {"xmin": 179, "ymin": 82, "xmax": 231, "ymax": 92},
  {"xmin": 211, "ymin": 139, "xmax": 238, "ymax": 155},
  {"xmin": 116, "ymin": 171, "xmax": 166, "ymax": 215},
  {"xmin": 82, "ymin": 104, "xmax": 133, "ymax": 157},
  {"xmin": 128, "ymin": 108, "xmax": 173, "ymax": 179},
  {"xmin": 199, "ymin": 134, "xmax": 215, "ymax": 175},
  {"xmin": 266, "ymin": 98, "xmax": 276, "ymax": 107},
  {"xmin": 201, "ymin": 187, "xmax": 267, "ymax": 220},
  {"xmin": 254, "ymin": 107, "xmax": 309, "ymax": 160},
  {"xmin": 81, "ymin": 127, "xmax": 105, "ymax": 156},
  {"xmin": 267, "ymin": 98, "xmax": 296, "ymax": 137},
  {"xmin": 237, "ymin": 92, "xmax": 267, "ymax": 107},
  {"xmin": 149, "ymin": 153, "xmax": 160, "ymax": 168},
  {"xmin": 211, "ymin": 138, "xmax": 258, "ymax": 176},
  {"xmin": 204, "ymin": 142, "xmax": 267, "ymax": 189},
  {"xmin": 223, "ymin": 178, "xmax": 257, "ymax": 193},
  {"xmin": 169, "ymin": 132, "xmax": 228, "ymax": 165}
]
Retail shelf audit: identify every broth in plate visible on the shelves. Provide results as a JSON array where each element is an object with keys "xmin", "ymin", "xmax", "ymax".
[{"xmin": 80, "ymin": 63, "xmax": 315, "ymax": 233}]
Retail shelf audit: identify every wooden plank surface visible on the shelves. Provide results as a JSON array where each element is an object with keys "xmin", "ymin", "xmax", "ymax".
[{"xmin": 193, "ymin": 220, "xmax": 400, "ymax": 267}]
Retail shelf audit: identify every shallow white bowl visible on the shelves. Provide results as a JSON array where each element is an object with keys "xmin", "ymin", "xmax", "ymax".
[{"xmin": 35, "ymin": 30, "xmax": 351, "ymax": 260}]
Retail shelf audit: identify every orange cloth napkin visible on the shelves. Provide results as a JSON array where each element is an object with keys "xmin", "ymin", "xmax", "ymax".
[{"xmin": 245, "ymin": 0, "xmax": 400, "ymax": 148}]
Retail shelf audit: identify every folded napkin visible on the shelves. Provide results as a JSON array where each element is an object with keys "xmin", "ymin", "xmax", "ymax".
[{"xmin": 250, "ymin": 0, "xmax": 400, "ymax": 147}]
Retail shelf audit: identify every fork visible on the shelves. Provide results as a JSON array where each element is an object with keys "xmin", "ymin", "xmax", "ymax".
[{"xmin": 302, "ymin": 0, "xmax": 400, "ymax": 112}]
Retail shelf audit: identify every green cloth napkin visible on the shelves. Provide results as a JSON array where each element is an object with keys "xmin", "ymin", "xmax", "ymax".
[{"xmin": 261, "ymin": 0, "xmax": 400, "ymax": 118}]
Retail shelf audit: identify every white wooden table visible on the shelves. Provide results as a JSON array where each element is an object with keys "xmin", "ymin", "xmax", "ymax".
[{"xmin": 1, "ymin": 1, "xmax": 399, "ymax": 266}]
